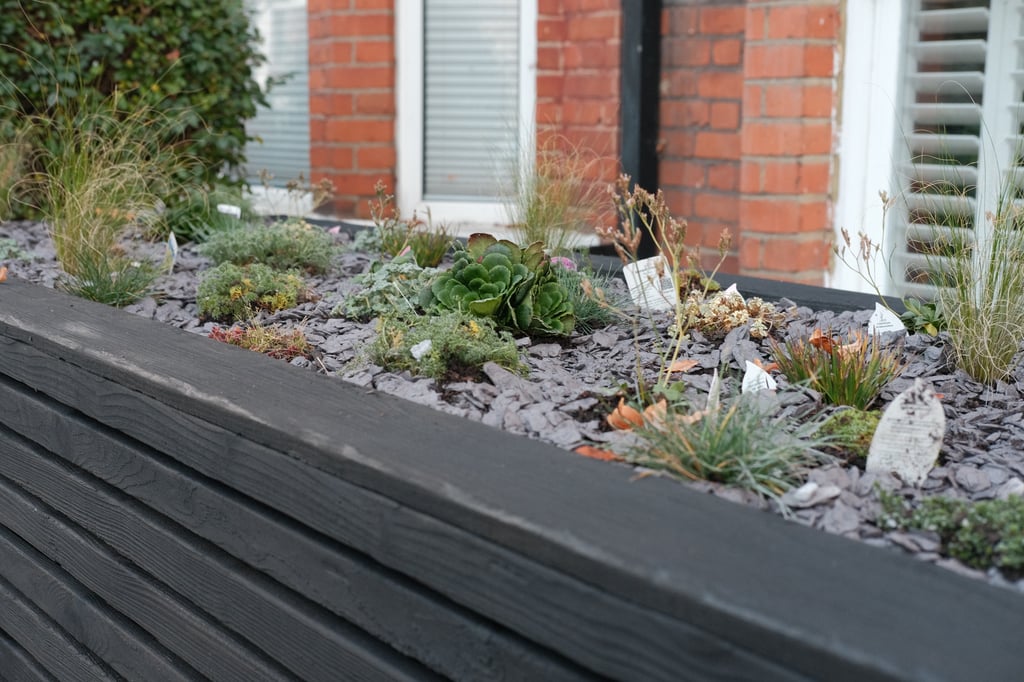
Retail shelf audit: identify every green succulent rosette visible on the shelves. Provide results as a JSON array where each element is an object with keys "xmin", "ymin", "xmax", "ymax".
[{"xmin": 421, "ymin": 233, "xmax": 575, "ymax": 336}]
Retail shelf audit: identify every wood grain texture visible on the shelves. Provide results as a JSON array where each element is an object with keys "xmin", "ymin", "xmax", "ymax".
[
  {"xmin": 0, "ymin": 631, "xmax": 59, "ymax": 682},
  {"xmin": 0, "ymin": 423, "xmax": 442, "ymax": 682},
  {"xmin": 0, "ymin": 575, "xmax": 117, "ymax": 682},
  {"xmin": 1, "ymin": 277, "xmax": 1023, "ymax": 681},
  {"xmin": 0, "ymin": 337, "xmax": 802, "ymax": 681},
  {"xmin": 0, "ymin": 376, "xmax": 590, "ymax": 682},
  {"xmin": 0, "ymin": 524, "xmax": 199, "ymax": 682},
  {"xmin": 0, "ymin": 468, "xmax": 295, "ymax": 682}
]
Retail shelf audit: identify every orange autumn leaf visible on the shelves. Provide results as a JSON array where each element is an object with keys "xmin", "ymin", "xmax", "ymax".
[
  {"xmin": 807, "ymin": 328, "xmax": 836, "ymax": 353},
  {"xmin": 835, "ymin": 332, "xmax": 867, "ymax": 360},
  {"xmin": 643, "ymin": 399, "xmax": 668, "ymax": 426},
  {"xmin": 574, "ymin": 444, "xmax": 621, "ymax": 461},
  {"xmin": 607, "ymin": 398, "xmax": 644, "ymax": 431},
  {"xmin": 0, "ymin": 266, "xmax": 7, "ymax": 283},
  {"xmin": 667, "ymin": 358, "xmax": 699, "ymax": 373},
  {"xmin": 753, "ymin": 358, "xmax": 779, "ymax": 373}
]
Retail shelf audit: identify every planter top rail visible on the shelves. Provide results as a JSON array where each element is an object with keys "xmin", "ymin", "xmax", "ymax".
[{"xmin": 0, "ymin": 276, "xmax": 1018, "ymax": 681}]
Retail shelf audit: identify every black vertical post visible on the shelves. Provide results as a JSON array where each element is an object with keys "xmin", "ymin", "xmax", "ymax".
[{"xmin": 620, "ymin": 0, "xmax": 662, "ymax": 257}]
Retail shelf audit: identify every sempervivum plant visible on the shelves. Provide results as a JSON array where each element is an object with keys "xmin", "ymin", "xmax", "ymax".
[{"xmin": 420, "ymin": 233, "xmax": 575, "ymax": 336}]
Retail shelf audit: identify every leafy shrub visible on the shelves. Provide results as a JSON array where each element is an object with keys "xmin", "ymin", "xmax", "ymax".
[
  {"xmin": 900, "ymin": 297, "xmax": 946, "ymax": 336},
  {"xmin": 208, "ymin": 323, "xmax": 312, "ymax": 361},
  {"xmin": 161, "ymin": 184, "xmax": 255, "ymax": 243},
  {"xmin": 772, "ymin": 330, "xmax": 904, "ymax": 409},
  {"xmin": 360, "ymin": 181, "xmax": 452, "ymax": 267},
  {"xmin": 196, "ymin": 262, "xmax": 314, "ymax": 322},
  {"xmin": 200, "ymin": 219, "xmax": 336, "ymax": 274},
  {"xmin": 372, "ymin": 310, "xmax": 523, "ymax": 382},
  {"xmin": 879, "ymin": 492, "xmax": 1024, "ymax": 575},
  {"xmin": 332, "ymin": 256, "xmax": 438, "ymax": 321},
  {"xmin": 420, "ymin": 233, "xmax": 575, "ymax": 336},
  {"xmin": 0, "ymin": 0, "xmax": 270, "ymax": 194}
]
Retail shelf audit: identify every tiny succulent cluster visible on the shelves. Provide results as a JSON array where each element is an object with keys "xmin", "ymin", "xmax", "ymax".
[
  {"xmin": 879, "ymin": 492, "xmax": 1024, "ymax": 575},
  {"xmin": 372, "ymin": 310, "xmax": 524, "ymax": 382},
  {"xmin": 420, "ymin": 233, "xmax": 575, "ymax": 336},
  {"xmin": 208, "ymin": 323, "xmax": 313, "ymax": 361},
  {"xmin": 196, "ymin": 262, "xmax": 315, "ymax": 322},
  {"xmin": 681, "ymin": 289, "xmax": 784, "ymax": 340},
  {"xmin": 200, "ymin": 219, "xmax": 336, "ymax": 274}
]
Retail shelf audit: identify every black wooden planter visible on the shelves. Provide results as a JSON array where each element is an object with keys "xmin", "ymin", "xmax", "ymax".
[{"xmin": 0, "ymin": 276, "xmax": 1020, "ymax": 681}]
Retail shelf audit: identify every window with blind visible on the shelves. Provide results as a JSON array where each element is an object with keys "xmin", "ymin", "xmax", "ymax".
[
  {"xmin": 422, "ymin": 0, "xmax": 521, "ymax": 201},
  {"xmin": 243, "ymin": 0, "xmax": 310, "ymax": 185},
  {"xmin": 893, "ymin": 0, "xmax": 1024, "ymax": 297}
]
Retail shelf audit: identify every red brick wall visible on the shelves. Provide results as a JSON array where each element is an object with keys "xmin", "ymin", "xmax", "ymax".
[
  {"xmin": 308, "ymin": 0, "xmax": 395, "ymax": 219},
  {"xmin": 660, "ymin": 2, "xmax": 746, "ymax": 273},
  {"xmin": 537, "ymin": 0, "xmax": 622, "ymax": 185},
  {"xmin": 739, "ymin": 0, "xmax": 839, "ymax": 284},
  {"xmin": 659, "ymin": 0, "xmax": 841, "ymax": 284},
  {"xmin": 307, "ymin": 1, "xmax": 621, "ymax": 223}
]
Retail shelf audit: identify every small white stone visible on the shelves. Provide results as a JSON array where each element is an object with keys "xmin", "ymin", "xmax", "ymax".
[
  {"xmin": 996, "ymin": 478, "xmax": 1024, "ymax": 500},
  {"xmin": 792, "ymin": 481, "xmax": 819, "ymax": 503},
  {"xmin": 409, "ymin": 339, "xmax": 433, "ymax": 361}
]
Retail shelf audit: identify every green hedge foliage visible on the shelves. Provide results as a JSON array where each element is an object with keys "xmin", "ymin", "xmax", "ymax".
[{"xmin": 0, "ymin": 0, "xmax": 271, "ymax": 189}]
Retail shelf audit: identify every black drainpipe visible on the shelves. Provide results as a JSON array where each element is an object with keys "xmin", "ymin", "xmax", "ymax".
[{"xmin": 620, "ymin": 0, "xmax": 662, "ymax": 257}]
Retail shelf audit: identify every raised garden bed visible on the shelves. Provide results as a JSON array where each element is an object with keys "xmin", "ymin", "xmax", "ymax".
[{"xmin": 0, "ymin": 270, "xmax": 1022, "ymax": 680}]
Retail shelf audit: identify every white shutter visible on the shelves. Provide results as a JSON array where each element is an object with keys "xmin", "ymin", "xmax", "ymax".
[
  {"xmin": 243, "ymin": 0, "xmax": 311, "ymax": 185},
  {"xmin": 423, "ymin": 0, "xmax": 520, "ymax": 200},
  {"xmin": 895, "ymin": 0, "xmax": 1024, "ymax": 296}
]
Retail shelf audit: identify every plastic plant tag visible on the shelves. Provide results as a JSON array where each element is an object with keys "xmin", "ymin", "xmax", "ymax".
[
  {"xmin": 867, "ymin": 302, "xmax": 906, "ymax": 336},
  {"xmin": 621, "ymin": 256, "xmax": 676, "ymax": 311},
  {"xmin": 409, "ymin": 339, "xmax": 433, "ymax": 361},
  {"xmin": 706, "ymin": 368, "xmax": 721, "ymax": 411},
  {"xmin": 866, "ymin": 378, "xmax": 944, "ymax": 486},
  {"xmin": 163, "ymin": 231, "xmax": 179, "ymax": 274},
  {"xmin": 216, "ymin": 203, "xmax": 242, "ymax": 219},
  {"xmin": 720, "ymin": 282, "xmax": 744, "ymax": 303},
  {"xmin": 741, "ymin": 360, "xmax": 777, "ymax": 394}
]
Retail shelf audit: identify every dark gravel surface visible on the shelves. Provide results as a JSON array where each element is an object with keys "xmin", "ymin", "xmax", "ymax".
[{"xmin": 5, "ymin": 219, "xmax": 1024, "ymax": 594}]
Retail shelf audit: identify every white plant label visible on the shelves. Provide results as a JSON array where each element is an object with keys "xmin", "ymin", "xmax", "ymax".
[
  {"xmin": 867, "ymin": 302, "xmax": 906, "ymax": 336},
  {"xmin": 866, "ymin": 378, "xmax": 945, "ymax": 486},
  {"xmin": 216, "ymin": 203, "xmax": 242, "ymax": 218},
  {"xmin": 706, "ymin": 368, "xmax": 722, "ymax": 411},
  {"xmin": 622, "ymin": 256, "xmax": 676, "ymax": 311},
  {"xmin": 164, "ymin": 231, "xmax": 178, "ymax": 274},
  {"xmin": 720, "ymin": 282, "xmax": 744, "ymax": 303},
  {"xmin": 409, "ymin": 339, "xmax": 433, "ymax": 361},
  {"xmin": 741, "ymin": 360, "xmax": 777, "ymax": 394}
]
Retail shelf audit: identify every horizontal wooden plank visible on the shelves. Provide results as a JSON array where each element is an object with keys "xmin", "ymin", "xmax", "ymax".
[
  {"xmin": 0, "ymin": 332, "xmax": 802, "ymax": 680},
  {"xmin": 0, "ymin": 631, "xmax": 58, "ymax": 682},
  {"xmin": 0, "ymin": 466, "xmax": 295, "ymax": 682},
  {"xmin": 2, "ymin": 277, "xmax": 1023, "ymax": 680},
  {"xmin": 0, "ymin": 376, "xmax": 589, "ymax": 682},
  {"xmin": 0, "ymin": 574, "xmax": 117, "ymax": 682},
  {"xmin": 0, "ymin": 524, "xmax": 197, "ymax": 681},
  {"xmin": 0, "ymin": 423, "xmax": 443, "ymax": 682}
]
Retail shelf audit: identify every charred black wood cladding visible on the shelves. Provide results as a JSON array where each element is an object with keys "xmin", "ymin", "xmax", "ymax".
[{"xmin": 0, "ymin": 277, "xmax": 1019, "ymax": 681}]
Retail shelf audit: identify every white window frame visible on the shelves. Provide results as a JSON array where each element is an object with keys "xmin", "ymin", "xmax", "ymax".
[
  {"xmin": 395, "ymin": 0, "xmax": 537, "ymax": 230},
  {"xmin": 829, "ymin": 0, "xmax": 906, "ymax": 294},
  {"xmin": 832, "ymin": 0, "xmax": 1024, "ymax": 296}
]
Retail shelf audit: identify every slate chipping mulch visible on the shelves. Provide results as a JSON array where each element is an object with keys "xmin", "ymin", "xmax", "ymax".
[{"xmin": 5, "ymin": 219, "xmax": 1024, "ymax": 594}]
